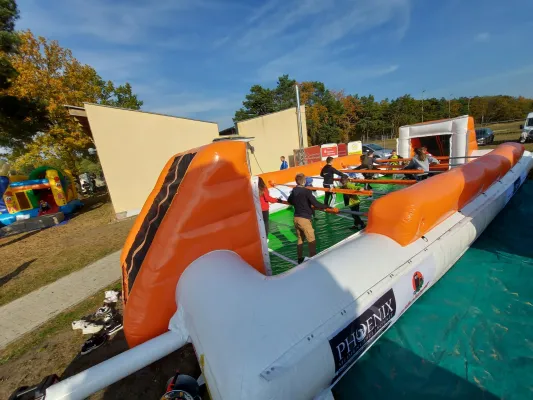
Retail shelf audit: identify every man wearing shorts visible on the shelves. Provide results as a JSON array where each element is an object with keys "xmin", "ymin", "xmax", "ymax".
[{"xmin": 288, "ymin": 173, "xmax": 331, "ymax": 264}]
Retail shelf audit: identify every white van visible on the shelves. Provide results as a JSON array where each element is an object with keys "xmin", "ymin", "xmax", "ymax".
[{"xmin": 519, "ymin": 112, "xmax": 533, "ymax": 143}]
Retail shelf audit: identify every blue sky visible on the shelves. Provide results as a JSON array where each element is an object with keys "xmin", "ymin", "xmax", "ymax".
[{"xmin": 17, "ymin": 0, "xmax": 533, "ymax": 129}]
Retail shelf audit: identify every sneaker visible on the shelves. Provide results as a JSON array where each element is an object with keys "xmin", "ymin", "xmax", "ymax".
[
  {"xmin": 72, "ymin": 320, "xmax": 86, "ymax": 330},
  {"xmin": 349, "ymin": 225, "xmax": 358, "ymax": 230},
  {"xmin": 81, "ymin": 332, "xmax": 107, "ymax": 355},
  {"xmin": 95, "ymin": 306, "xmax": 112, "ymax": 318},
  {"xmin": 81, "ymin": 321, "xmax": 104, "ymax": 335},
  {"xmin": 104, "ymin": 290, "xmax": 119, "ymax": 304},
  {"xmin": 297, "ymin": 258, "xmax": 304, "ymax": 264},
  {"xmin": 104, "ymin": 317, "xmax": 123, "ymax": 336}
]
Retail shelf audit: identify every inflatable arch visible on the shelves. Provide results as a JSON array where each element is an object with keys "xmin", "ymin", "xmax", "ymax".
[{"xmin": 398, "ymin": 115, "xmax": 478, "ymax": 164}]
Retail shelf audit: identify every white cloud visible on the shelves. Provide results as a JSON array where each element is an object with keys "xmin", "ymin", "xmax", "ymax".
[
  {"xmin": 475, "ymin": 32, "xmax": 490, "ymax": 42},
  {"xmin": 144, "ymin": 92, "xmax": 242, "ymax": 126},
  {"xmin": 214, "ymin": 0, "xmax": 408, "ymax": 86},
  {"xmin": 75, "ymin": 51, "xmax": 149, "ymax": 82},
  {"xmin": 257, "ymin": 40, "xmax": 399, "ymax": 83},
  {"xmin": 237, "ymin": 0, "xmax": 330, "ymax": 47},
  {"xmin": 432, "ymin": 64, "xmax": 533, "ymax": 98},
  {"xmin": 18, "ymin": 0, "xmax": 236, "ymax": 46},
  {"xmin": 314, "ymin": 0, "xmax": 410, "ymax": 47},
  {"xmin": 246, "ymin": 0, "xmax": 283, "ymax": 24}
]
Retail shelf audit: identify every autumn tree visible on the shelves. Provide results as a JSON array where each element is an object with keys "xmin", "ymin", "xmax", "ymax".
[
  {"xmin": 5, "ymin": 30, "xmax": 143, "ymax": 173},
  {"xmin": 0, "ymin": 1, "xmax": 48, "ymax": 153}
]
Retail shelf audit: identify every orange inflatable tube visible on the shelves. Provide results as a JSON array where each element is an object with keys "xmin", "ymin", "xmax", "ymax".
[
  {"xmin": 366, "ymin": 143, "xmax": 524, "ymax": 246},
  {"xmin": 260, "ymin": 154, "xmax": 364, "ymax": 188},
  {"xmin": 121, "ymin": 141, "xmax": 266, "ymax": 347}
]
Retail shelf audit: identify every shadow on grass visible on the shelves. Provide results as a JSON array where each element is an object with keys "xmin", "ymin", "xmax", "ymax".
[
  {"xmin": 0, "ymin": 259, "xmax": 36, "ymax": 288},
  {"xmin": 0, "ymin": 231, "xmax": 41, "ymax": 249}
]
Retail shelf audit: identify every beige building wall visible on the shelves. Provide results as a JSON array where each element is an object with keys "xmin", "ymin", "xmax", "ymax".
[
  {"xmin": 84, "ymin": 103, "xmax": 219, "ymax": 217},
  {"xmin": 236, "ymin": 106, "xmax": 308, "ymax": 175}
]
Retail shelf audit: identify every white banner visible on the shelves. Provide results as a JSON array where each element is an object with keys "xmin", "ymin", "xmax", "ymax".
[
  {"xmin": 347, "ymin": 141, "xmax": 362, "ymax": 155},
  {"xmin": 321, "ymin": 144, "xmax": 339, "ymax": 160}
]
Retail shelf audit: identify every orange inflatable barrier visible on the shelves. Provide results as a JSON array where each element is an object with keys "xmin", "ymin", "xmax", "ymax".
[
  {"xmin": 366, "ymin": 143, "xmax": 524, "ymax": 246},
  {"xmin": 271, "ymin": 183, "xmax": 373, "ymax": 196},
  {"xmin": 260, "ymin": 154, "xmax": 364, "ymax": 188},
  {"xmin": 121, "ymin": 141, "xmax": 266, "ymax": 347},
  {"xmin": 338, "ymin": 178, "xmax": 417, "ymax": 185},
  {"xmin": 338, "ymin": 169, "xmax": 437, "ymax": 175}
]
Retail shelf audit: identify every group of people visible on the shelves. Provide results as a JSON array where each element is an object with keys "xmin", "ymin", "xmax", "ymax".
[
  {"xmin": 264, "ymin": 147, "xmax": 439, "ymax": 263},
  {"xmin": 260, "ymin": 156, "xmax": 366, "ymax": 264}
]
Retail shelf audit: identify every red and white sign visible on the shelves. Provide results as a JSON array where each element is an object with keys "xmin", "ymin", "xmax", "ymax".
[
  {"xmin": 320, "ymin": 144, "xmax": 338, "ymax": 160},
  {"xmin": 293, "ymin": 146, "xmax": 322, "ymax": 166}
]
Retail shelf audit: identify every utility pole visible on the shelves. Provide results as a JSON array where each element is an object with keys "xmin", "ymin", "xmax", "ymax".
[
  {"xmin": 467, "ymin": 97, "xmax": 471, "ymax": 115},
  {"xmin": 295, "ymin": 84, "xmax": 305, "ymax": 166},
  {"xmin": 448, "ymin": 93, "xmax": 453, "ymax": 118},
  {"xmin": 421, "ymin": 89, "xmax": 426, "ymax": 122}
]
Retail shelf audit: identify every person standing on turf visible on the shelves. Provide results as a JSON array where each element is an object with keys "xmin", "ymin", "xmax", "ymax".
[
  {"xmin": 403, "ymin": 147, "xmax": 440, "ymax": 181},
  {"xmin": 258, "ymin": 177, "xmax": 282, "ymax": 238},
  {"xmin": 288, "ymin": 173, "xmax": 332, "ymax": 264},
  {"xmin": 320, "ymin": 156, "xmax": 345, "ymax": 206},
  {"xmin": 339, "ymin": 175, "xmax": 366, "ymax": 230},
  {"xmin": 353, "ymin": 150, "xmax": 377, "ymax": 190},
  {"xmin": 280, "ymin": 156, "xmax": 288, "ymax": 170}
]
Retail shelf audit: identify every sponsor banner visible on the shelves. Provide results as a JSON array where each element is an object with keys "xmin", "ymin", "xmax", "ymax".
[
  {"xmin": 328, "ymin": 255, "xmax": 436, "ymax": 379},
  {"xmin": 338, "ymin": 143, "xmax": 348, "ymax": 157},
  {"xmin": 348, "ymin": 141, "xmax": 362, "ymax": 155},
  {"xmin": 504, "ymin": 172, "xmax": 526, "ymax": 205},
  {"xmin": 329, "ymin": 289, "xmax": 396, "ymax": 376},
  {"xmin": 321, "ymin": 144, "xmax": 338, "ymax": 160},
  {"xmin": 294, "ymin": 146, "xmax": 321, "ymax": 166}
]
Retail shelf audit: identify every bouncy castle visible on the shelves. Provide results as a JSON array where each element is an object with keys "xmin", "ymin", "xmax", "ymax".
[
  {"xmin": 46, "ymin": 116, "xmax": 533, "ymax": 400},
  {"xmin": 0, "ymin": 166, "xmax": 82, "ymax": 226}
]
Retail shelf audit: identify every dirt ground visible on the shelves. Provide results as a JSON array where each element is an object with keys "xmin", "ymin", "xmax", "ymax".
[
  {"xmin": 0, "ymin": 328, "xmax": 202, "ymax": 399},
  {"xmin": 0, "ymin": 194, "xmax": 135, "ymax": 306},
  {"xmin": 0, "ymin": 289, "xmax": 203, "ymax": 399}
]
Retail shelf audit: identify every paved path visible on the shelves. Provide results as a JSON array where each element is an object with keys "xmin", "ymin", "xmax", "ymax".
[{"xmin": 0, "ymin": 250, "xmax": 121, "ymax": 350}]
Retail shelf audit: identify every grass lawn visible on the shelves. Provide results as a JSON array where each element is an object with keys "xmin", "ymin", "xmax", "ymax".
[
  {"xmin": 0, "ymin": 194, "xmax": 135, "ymax": 306},
  {"xmin": 0, "ymin": 281, "xmax": 201, "ymax": 400}
]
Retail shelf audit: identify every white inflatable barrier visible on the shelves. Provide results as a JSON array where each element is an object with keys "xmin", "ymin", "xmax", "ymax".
[
  {"xmin": 44, "ymin": 146, "xmax": 532, "ymax": 400},
  {"xmin": 45, "ymin": 332, "xmax": 187, "ymax": 400},
  {"xmin": 169, "ymin": 153, "xmax": 532, "ymax": 399}
]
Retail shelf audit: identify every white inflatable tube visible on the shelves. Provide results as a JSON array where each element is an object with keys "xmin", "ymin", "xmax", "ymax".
[
  {"xmin": 172, "ymin": 153, "xmax": 532, "ymax": 400},
  {"xmin": 45, "ymin": 331, "xmax": 187, "ymax": 400}
]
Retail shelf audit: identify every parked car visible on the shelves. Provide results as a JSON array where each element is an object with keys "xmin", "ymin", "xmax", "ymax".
[
  {"xmin": 519, "ymin": 112, "xmax": 533, "ymax": 143},
  {"xmin": 362, "ymin": 143, "xmax": 393, "ymax": 159},
  {"xmin": 475, "ymin": 128, "xmax": 495, "ymax": 145}
]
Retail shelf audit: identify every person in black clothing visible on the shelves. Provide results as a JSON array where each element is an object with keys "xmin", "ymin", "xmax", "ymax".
[
  {"xmin": 320, "ymin": 156, "xmax": 346, "ymax": 206},
  {"xmin": 288, "ymin": 173, "xmax": 332, "ymax": 263},
  {"xmin": 353, "ymin": 150, "xmax": 377, "ymax": 190}
]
